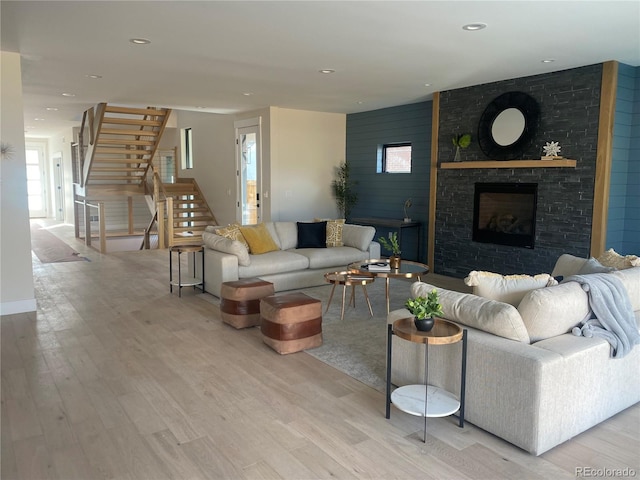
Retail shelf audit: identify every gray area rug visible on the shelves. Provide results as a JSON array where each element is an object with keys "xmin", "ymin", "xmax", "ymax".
[{"xmin": 300, "ymin": 279, "xmax": 414, "ymax": 392}]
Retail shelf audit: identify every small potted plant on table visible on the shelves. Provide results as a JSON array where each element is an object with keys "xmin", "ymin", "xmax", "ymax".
[
  {"xmin": 378, "ymin": 232, "xmax": 401, "ymax": 269},
  {"xmin": 405, "ymin": 289, "xmax": 443, "ymax": 332}
]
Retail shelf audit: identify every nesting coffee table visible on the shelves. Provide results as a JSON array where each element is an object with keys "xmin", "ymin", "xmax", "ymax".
[
  {"xmin": 348, "ymin": 259, "xmax": 429, "ymax": 313},
  {"xmin": 324, "ymin": 271, "xmax": 375, "ymax": 321}
]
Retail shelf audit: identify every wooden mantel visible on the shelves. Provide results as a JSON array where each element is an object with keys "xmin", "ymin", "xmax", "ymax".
[{"xmin": 440, "ymin": 159, "xmax": 577, "ymax": 169}]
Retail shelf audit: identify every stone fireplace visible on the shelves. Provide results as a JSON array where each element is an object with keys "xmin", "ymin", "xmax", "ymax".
[{"xmin": 434, "ymin": 64, "xmax": 602, "ymax": 277}]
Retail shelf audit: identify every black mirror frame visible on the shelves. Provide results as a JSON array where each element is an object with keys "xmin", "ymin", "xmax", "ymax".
[{"xmin": 477, "ymin": 91, "xmax": 539, "ymax": 160}]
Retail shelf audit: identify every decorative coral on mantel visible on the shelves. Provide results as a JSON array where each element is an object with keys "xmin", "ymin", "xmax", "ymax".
[{"xmin": 541, "ymin": 141, "xmax": 562, "ymax": 159}]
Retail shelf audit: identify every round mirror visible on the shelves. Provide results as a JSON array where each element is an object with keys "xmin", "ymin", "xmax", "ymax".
[
  {"xmin": 477, "ymin": 91, "xmax": 539, "ymax": 160},
  {"xmin": 492, "ymin": 108, "xmax": 525, "ymax": 146}
]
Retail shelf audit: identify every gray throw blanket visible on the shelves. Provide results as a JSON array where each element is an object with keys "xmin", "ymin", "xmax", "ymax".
[{"xmin": 564, "ymin": 274, "xmax": 640, "ymax": 358}]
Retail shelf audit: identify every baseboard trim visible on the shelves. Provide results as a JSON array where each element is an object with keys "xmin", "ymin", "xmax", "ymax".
[{"xmin": 1, "ymin": 298, "xmax": 37, "ymax": 316}]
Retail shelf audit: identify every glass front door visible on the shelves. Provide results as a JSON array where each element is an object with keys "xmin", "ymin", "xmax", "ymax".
[{"xmin": 236, "ymin": 123, "xmax": 261, "ymax": 225}]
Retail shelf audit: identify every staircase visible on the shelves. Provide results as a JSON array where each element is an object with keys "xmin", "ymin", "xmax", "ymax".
[
  {"xmin": 161, "ymin": 178, "xmax": 218, "ymax": 247},
  {"xmin": 80, "ymin": 103, "xmax": 171, "ymax": 188}
]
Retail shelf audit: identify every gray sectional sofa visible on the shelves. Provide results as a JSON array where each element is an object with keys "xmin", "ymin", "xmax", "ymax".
[
  {"xmin": 387, "ymin": 255, "xmax": 640, "ymax": 455},
  {"xmin": 198, "ymin": 221, "xmax": 380, "ymax": 297}
]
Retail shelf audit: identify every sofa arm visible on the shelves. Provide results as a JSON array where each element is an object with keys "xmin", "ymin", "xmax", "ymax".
[
  {"xmin": 367, "ymin": 241, "xmax": 380, "ymax": 259},
  {"xmin": 201, "ymin": 248, "xmax": 240, "ymax": 298}
]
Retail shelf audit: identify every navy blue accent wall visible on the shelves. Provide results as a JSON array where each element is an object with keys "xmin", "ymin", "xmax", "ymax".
[
  {"xmin": 608, "ymin": 64, "xmax": 640, "ymax": 255},
  {"xmin": 346, "ymin": 102, "xmax": 432, "ymax": 262}
]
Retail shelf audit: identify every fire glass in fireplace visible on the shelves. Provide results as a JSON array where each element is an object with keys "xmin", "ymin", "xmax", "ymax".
[{"xmin": 472, "ymin": 183, "xmax": 538, "ymax": 249}]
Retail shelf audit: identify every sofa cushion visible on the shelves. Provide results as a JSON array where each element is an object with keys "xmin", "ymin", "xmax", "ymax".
[
  {"xmin": 295, "ymin": 246, "xmax": 370, "ymax": 269},
  {"xmin": 464, "ymin": 271, "xmax": 557, "ymax": 306},
  {"xmin": 274, "ymin": 222, "xmax": 297, "ymax": 250},
  {"xmin": 315, "ymin": 218, "xmax": 346, "ymax": 247},
  {"xmin": 577, "ymin": 257, "xmax": 615, "ymax": 274},
  {"xmin": 203, "ymin": 232, "xmax": 250, "ymax": 266},
  {"xmin": 551, "ymin": 254, "xmax": 588, "ymax": 278},
  {"xmin": 238, "ymin": 250, "xmax": 309, "ymax": 277},
  {"xmin": 412, "ymin": 282, "xmax": 530, "ymax": 343},
  {"xmin": 517, "ymin": 282, "xmax": 591, "ymax": 343},
  {"xmin": 342, "ymin": 224, "xmax": 375, "ymax": 252},
  {"xmin": 297, "ymin": 221, "xmax": 327, "ymax": 248},
  {"xmin": 598, "ymin": 248, "xmax": 640, "ymax": 270},
  {"xmin": 239, "ymin": 223, "xmax": 280, "ymax": 254},
  {"xmin": 612, "ymin": 267, "xmax": 640, "ymax": 311},
  {"xmin": 215, "ymin": 223, "xmax": 249, "ymax": 249}
]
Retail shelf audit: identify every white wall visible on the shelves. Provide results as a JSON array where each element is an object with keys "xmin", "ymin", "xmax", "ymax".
[
  {"xmin": 269, "ymin": 107, "xmax": 346, "ymax": 221},
  {"xmin": 1, "ymin": 51, "xmax": 37, "ymax": 315}
]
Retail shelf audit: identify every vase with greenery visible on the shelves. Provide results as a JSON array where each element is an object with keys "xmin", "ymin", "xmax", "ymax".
[
  {"xmin": 331, "ymin": 162, "xmax": 358, "ymax": 219},
  {"xmin": 403, "ymin": 198, "xmax": 412, "ymax": 222},
  {"xmin": 405, "ymin": 289, "xmax": 443, "ymax": 331},
  {"xmin": 452, "ymin": 133, "xmax": 471, "ymax": 162},
  {"xmin": 378, "ymin": 232, "xmax": 401, "ymax": 268}
]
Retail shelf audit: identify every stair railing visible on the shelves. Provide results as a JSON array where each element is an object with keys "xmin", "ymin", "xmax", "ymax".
[
  {"xmin": 80, "ymin": 103, "xmax": 107, "ymax": 187},
  {"xmin": 140, "ymin": 107, "xmax": 172, "ymax": 186}
]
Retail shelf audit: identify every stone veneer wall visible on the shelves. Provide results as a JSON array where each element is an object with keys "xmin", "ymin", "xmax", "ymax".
[{"xmin": 435, "ymin": 64, "xmax": 603, "ymax": 277}]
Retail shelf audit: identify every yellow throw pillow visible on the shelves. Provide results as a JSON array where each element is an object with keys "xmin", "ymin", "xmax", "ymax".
[
  {"xmin": 216, "ymin": 223, "xmax": 249, "ymax": 249},
  {"xmin": 314, "ymin": 218, "xmax": 345, "ymax": 247},
  {"xmin": 239, "ymin": 223, "xmax": 280, "ymax": 254}
]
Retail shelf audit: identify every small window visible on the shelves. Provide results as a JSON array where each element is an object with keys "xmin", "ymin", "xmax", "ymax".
[
  {"xmin": 181, "ymin": 127, "xmax": 193, "ymax": 169},
  {"xmin": 381, "ymin": 143, "xmax": 411, "ymax": 173}
]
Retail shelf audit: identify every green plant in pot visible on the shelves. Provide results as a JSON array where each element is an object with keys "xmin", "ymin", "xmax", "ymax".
[
  {"xmin": 378, "ymin": 232, "xmax": 401, "ymax": 268},
  {"xmin": 452, "ymin": 133, "xmax": 471, "ymax": 162},
  {"xmin": 405, "ymin": 289, "xmax": 443, "ymax": 332}
]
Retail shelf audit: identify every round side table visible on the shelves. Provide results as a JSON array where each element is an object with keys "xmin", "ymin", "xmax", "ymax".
[
  {"xmin": 169, "ymin": 245, "xmax": 205, "ymax": 297},
  {"xmin": 324, "ymin": 271, "xmax": 375, "ymax": 321},
  {"xmin": 386, "ymin": 317, "xmax": 467, "ymax": 442}
]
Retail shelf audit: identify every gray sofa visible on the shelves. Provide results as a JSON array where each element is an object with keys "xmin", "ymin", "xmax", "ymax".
[
  {"xmin": 387, "ymin": 256, "xmax": 640, "ymax": 455},
  {"xmin": 198, "ymin": 221, "xmax": 380, "ymax": 297}
]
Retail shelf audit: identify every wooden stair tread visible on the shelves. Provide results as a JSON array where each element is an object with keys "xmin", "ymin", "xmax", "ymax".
[
  {"xmin": 95, "ymin": 147, "xmax": 153, "ymax": 155},
  {"xmin": 101, "ymin": 118, "xmax": 163, "ymax": 127},
  {"xmin": 92, "ymin": 158, "xmax": 150, "ymax": 164},
  {"xmin": 104, "ymin": 106, "xmax": 168, "ymax": 116},
  {"xmin": 100, "ymin": 128, "xmax": 159, "ymax": 136},
  {"xmin": 97, "ymin": 138, "xmax": 155, "ymax": 146},
  {"xmin": 91, "ymin": 167, "xmax": 146, "ymax": 172}
]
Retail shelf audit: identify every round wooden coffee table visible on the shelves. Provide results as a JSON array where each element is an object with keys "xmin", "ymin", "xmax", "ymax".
[{"xmin": 324, "ymin": 271, "xmax": 375, "ymax": 321}]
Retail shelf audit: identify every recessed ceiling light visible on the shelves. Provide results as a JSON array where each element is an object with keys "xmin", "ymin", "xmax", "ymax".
[
  {"xmin": 62, "ymin": 92, "xmax": 76, "ymax": 97},
  {"xmin": 130, "ymin": 38, "xmax": 151, "ymax": 45},
  {"xmin": 424, "ymin": 83, "xmax": 432, "ymax": 87},
  {"xmin": 45, "ymin": 107, "xmax": 58, "ymax": 111},
  {"xmin": 195, "ymin": 106, "xmax": 207, "ymax": 109},
  {"xmin": 242, "ymin": 92, "xmax": 253, "ymax": 96},
  {"xmin": 34, "ymin": 118, "xmax": 45, "ymax": 121},
  {"xmin": 541, "ymin": 59, "xmax": 555, "ymax": 63},
  {"xmin": 85, "ymin": 74, "xmax": 102, "ymax": 79},
  {"xmin": 462, "ymin": 23, "xmax": 487, "ymax": 31},
  {"xmin": 319, "ymin": 69, "xmax": 336, "ymax": 74},
  {"xmin": 356, "ymin": 101, "xmax": 364, "ymax": 105}
]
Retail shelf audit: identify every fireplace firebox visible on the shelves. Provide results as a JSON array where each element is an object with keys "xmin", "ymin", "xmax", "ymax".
[{"xmin": 472, "ymin": 183, "xmax": 538, "ymax": 249}]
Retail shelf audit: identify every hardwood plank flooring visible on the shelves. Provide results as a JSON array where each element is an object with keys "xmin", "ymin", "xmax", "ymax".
[{"xmin": 1, "ymin": 220, "xmax": 638, "ymax": 479}]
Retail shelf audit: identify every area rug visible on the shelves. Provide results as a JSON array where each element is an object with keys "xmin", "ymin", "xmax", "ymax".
[
  {"xmin": 301, "ymin": 278, "xmax": 414, "ymax": 392},
  {"xmin": 30, "ymin": 222, "xmax": 88, "ymax": 263}
]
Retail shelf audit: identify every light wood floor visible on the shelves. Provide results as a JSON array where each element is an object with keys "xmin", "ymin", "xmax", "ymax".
[{"xmin": 2, "ymin": 222, "xmax": 638, "ymax": 480}]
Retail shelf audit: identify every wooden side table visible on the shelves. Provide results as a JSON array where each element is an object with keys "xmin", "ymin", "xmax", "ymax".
[
  {"xmin": 169, "ymin": 245, "xmax": 204, "ymax": 297},
  {"xmin": 324, "ymin": 271, "xmax": 375, "ymax": 321},
  {"xmin": 386, "ymin": 317, "xmax": 467, "ymax": 442}
]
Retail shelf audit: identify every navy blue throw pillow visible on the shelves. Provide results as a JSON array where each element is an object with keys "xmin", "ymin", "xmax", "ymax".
[{"xmin": 297, "ymin": 221, "xmax": 327, "ymax": 248}]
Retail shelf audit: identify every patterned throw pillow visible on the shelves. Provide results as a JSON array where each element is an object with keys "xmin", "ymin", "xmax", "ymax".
[
  {"xmin": 216, "ymin": 223, "xmax": 249, "ymax": 249},
  {"xmin": 597, "ymin": 248, "xmax": 640, "ymax": 270},
  {"xmin": 314, "ymin": 218, "xmax": 345, "ymax": 247}
]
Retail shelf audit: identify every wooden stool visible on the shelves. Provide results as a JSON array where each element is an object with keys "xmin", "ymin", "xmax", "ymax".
[
  {"xmin": 260, "ymin": 293, "xmax": 322, "ymax": 354},
  {"xmin": 169, "ymin": 245, "xmax": 204, "ymax": 297},
  {"xmin": 220, "ymin": 278, "xmax": 274, "ymax": 329}
]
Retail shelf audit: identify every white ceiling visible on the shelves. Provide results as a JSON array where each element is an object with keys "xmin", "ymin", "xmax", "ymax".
[{"xmin": 2, "ymin": 0, "xmax": 639, "ymax": 138}]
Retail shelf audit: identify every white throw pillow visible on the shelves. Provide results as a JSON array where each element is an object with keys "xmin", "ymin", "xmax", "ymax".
[
  {"xmin": 202, "ymin": 231, "xmax": 251, "ymax": 266},
  {"xmin": 517, "ymin": 282, "xmax": 591, "ymax": 343},
  {"xmin": 464, "ymin": 271, "xmax": 558, "ymax": 306},
  {"xmin": 411, "ymin": 282, "xmax": 530, "ymax": 343},
  {"xmin": 342, "ymin": 224, "xmax": 375, "ymax": 252},
  {"xmin": 551, "ymin": 254, "xmax": 588, "ymax": 277}
]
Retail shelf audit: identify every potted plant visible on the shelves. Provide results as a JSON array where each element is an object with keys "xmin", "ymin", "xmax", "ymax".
[
  {"xmin": 452, "ymin": 133, "xmax": 471, "ymax": 162},
  {"xmin": 378, "ymin": 232, "xmax": 401, "ymax": 268},
  {"xmin": 405, "ymin": 289, "xmax": 443, "ymax": 331},
  {"xmin": 331, "ymin": 162, "xmax": 358, "ymax": 219}
]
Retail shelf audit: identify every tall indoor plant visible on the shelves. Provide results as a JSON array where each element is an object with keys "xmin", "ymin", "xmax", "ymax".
[{"xmin": 331, "ymin": 162, "xmax": 358, "ymax": 219}]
